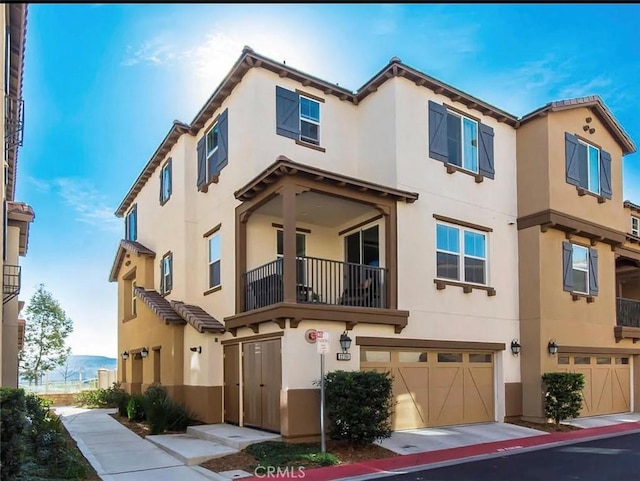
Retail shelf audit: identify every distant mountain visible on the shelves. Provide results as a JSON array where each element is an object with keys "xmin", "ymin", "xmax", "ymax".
[{"xmin": 21, "ymin": 355, "xmax": 117, "ymax": 383}]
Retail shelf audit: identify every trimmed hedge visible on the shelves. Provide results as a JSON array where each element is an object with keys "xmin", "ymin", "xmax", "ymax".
[
  {"xmin": 542, "ymin": 372, "xmax": 586, "ymax": 424},
  {"xmin": 324, "ymin": 370, "xmax": 394, "ymax": 446},
  {"xmin": 76, "ymin": 381, "xmax": 129, "ymax": 414}
]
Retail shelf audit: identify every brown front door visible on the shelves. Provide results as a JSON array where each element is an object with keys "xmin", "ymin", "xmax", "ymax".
[
  {"xmin": 224, "ymin": 344, "xmax": 240, "ymax": 424},
  {"xmin": 242, "ymin": 339, "xmax": 282, "ymax": 432}
]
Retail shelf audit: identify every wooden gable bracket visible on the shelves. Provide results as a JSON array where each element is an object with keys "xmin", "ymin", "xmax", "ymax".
[
  {"xmin": 274, "ymin": 318, "xmax": 287, "ymax": 329},
  {"xmin": 289, "ymin": 317, "xmax": 302, "ymax": 329},
  {"xmin": 394, "ymin": 323, "xmax": 407, "ymax": 334},
  {"xmin": 565, "ymin": 228, "xmax": 579, "ymax": 240},
  {"xmin": 590, "ymin": 236, "xmax": 604, "ymax": 246},
  {"xmin": 248, "ymin": 323, "xmax": 260, "ymax": 334},
  {"xmin": 302, "ymin": 79, "xmax": 311, "ymax": 86},
  {"xmin": 228, "ymin": 327, "xmax": 238, "ymax": 337},
  {"xmin": 540, "ymin": 222, "xmax": 555, "ymax": 233},
  {"xmin": 434, "ymin": 86, "xmax": 444, "ymax": 94},
  {"xmin": 345, "ymin": 321, "xmax": 357, "ymax": 331}
]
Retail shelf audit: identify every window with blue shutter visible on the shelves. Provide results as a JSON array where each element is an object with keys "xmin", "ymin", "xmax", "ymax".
[
  {"xmin": 159, "ymin": 158, "xmax": 172, "ymax": 205},
  {"xmin": 565, "ymin": 132, "xmax": 612, "ymax": 199},
  {"xmin": 428, "ymin": 101, "xmax": 494, "ymax": 178},
  {"xmin": 562, "ymin": 241, "xmax": 598, "ymax": 296},
  {"xmin": 197, "ymin": 109, "xmax": 229, "ymax": 191},
  {"xmin": 125, "ymin": 204, "xmax": 137, "ymax": 241},
  {"xmin": 161, "ymin": 252, "xmax": 173, "ymax": 294}
]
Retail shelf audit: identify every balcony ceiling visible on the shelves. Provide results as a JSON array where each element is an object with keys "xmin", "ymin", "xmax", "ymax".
[{"xmin": 255, "ymin": 191, "xmax": 377, "ymax": 227}]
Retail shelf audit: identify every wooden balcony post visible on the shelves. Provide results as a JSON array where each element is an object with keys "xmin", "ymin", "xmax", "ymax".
[{"xmin": 282, "ymin": 182, "xmax": 297, "ymax": 303}]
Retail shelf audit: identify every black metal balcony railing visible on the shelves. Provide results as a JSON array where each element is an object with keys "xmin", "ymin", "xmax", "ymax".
[
  {"xmin": 5, "ymin": 94, "xmax": 24, "ymax": 152},
  {"xmin": 243, "ymin": 256, "xmax": 387, "ymax": 312},
  {"xmin": 3, "ymin": 264, "xmax": 21, "ymax": 304},
  {"xmin": 617, "ymin": 297, "xmax": 640, "ymax": 328}
]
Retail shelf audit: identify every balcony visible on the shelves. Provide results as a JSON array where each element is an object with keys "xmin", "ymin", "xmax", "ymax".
[
  {"xmin": 5, "ymin": 94, "xmax": 24, "ymax": 152},
  {"xmin": 614, "ymin": 297, "xmax": 640, "ymax": 342},
  {"xmin": 3, "ymin": 264, "xmax": 21, "ymax": 304},
  {"xmin": 243, "ymin": 256, "xmax": 387, "ymax": 311}
]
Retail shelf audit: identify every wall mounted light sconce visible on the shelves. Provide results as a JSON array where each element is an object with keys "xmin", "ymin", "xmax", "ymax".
[
  {"xmin": 547, "ymin": 340, "xmax": 559, "ymax": 356},
  {"xmin": 510, "ymin": 340, "xmax": 521, "ymax": 356},
  {"xmin": 141, "ymin": 347, "xmax": 149, "ymax": 358},
  {"xmin": 121, "ymin": 351, "xmax": 129, "ymax": 360},
  {"xmin": 337, "ymin": 331, "xmax": 352, "ymax": 361},
  {"xmin": 190, "ymin": 346, "xmax": 202, "ymax": 354}
]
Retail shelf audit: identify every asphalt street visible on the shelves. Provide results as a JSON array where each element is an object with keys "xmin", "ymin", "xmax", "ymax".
[{"xmin": 382, "ymin": 432, "xmax": 640, "ymax": 481}]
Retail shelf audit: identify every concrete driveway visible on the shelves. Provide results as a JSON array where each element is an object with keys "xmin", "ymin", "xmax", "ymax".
[
  {"xmin": 563, "ymin": 412, "xmax": 640, "ymax": 429},
  {"xmin": 377, "ymin": 422, "xmax": 548, "ymax": 455}
]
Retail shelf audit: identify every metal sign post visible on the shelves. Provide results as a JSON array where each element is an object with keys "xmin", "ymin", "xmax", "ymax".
[{"xmin": 316, "ymin": 331, "xmax": 329, "ymax": 453}]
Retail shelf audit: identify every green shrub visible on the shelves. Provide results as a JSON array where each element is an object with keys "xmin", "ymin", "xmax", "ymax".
[
  {"xmin": 542, "ymin": 372, "xmax": 586, "ymax": 424},
  {"xmin": 127, "ymin": 395, "xmax": 146, "ymax": 422},
  {"xmin": 0, "ymin": 387, "xmax": 27, "ymax": 481},
  {"xmin": 76, "ymin": 382, "xmax": 128, "ymax": 410},
  {"xmin": 245, "ymin": 441, "xmax": 339, "ymax": 468},
  {"xmin": 141, "ymin": 384, "xmax": 192, "ymax": 434},
  {"xmin": 323, "ymin": 370, "xmax": 394, "ymax": 447}
]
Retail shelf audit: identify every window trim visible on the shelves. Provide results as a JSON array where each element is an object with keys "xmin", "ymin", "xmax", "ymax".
[
  {"xmin": 435, "ymin": 220, "xmax": 488, "ymax": 286},
  {"xmin": 571, "ymin": 243, "xmax": 590, "ymax": 295},
  {"xmin": 631, "ymin": 216, "xmax": 639, "ymax": 237},
  {"xmin": 577, "ymin": 139, "xmax": 601, "ymax": 195},
  {"xmin": 446, "ymin": 109, "xmax": 479, "ymax": 174},
  {"xmin": 131, "ymin": 279, "xmax": 137, "ymax": 317},
  {"xmin": 299, "ymin": 95, "xmax": 321, "ymax": 146},
  {"xmin": 125, "ymin": 204, "xmax": 137, "ymax": 242},
  {"xmin": 205, "ymin": 121, "xmax": 220, "ymax": 161},
  {"xmin": 207, "ymin": 232, "xmax": 221, "ymax": 290},
  {"xmin": 161, "ymin": 252, "xmax": 172, "ymax": 295}
]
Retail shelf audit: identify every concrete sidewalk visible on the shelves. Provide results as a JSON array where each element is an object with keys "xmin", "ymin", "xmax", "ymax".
[{"xmin": 56, "ymin": 407, "xmax": 216, "ymax": 481}]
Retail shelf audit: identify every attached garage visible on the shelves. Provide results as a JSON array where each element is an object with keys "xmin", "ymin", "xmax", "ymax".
[
  {"xmin": 557, "ymin": 354, "xmax": 630, "ymax": 417},
  {"xmin": 361, "ymin": 348, "xmax": 495, "ymax": 430}
]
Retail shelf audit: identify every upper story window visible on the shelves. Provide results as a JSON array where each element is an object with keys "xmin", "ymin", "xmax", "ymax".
[
  {"xmin": 300, "ymin": 96, "xmax": 320, "ymax": 145},
  {"xmin": 632, "ymin": 216, "xmax": 639, "ymax": 237},
  {"xmin": 436, "ymin": 222, "xmax": 487, "ymax": 285},
  {"xmin": 159, "ymin": 159, "xmax": 172, "ymax": 205},
  {"xmin": 565, "ymin": 133, "xmax": 612, "ymax": 200},
  {"xmin": 276, "ymin": 86, "xmax": 326, "ymax": 151},
  {"xmin": 196, "ymin": 109, "xmax": 229, "ymax": 191},
  {"xmin": 428, "ymin": 101, "xmax": 494, "ymax": 180},
  {"xmin": 208, "ymin": 232, "xmax": 221, "ymax": 289},
  {"xmin": 131, "ymin": 279, "xmax": 137, "ymax": 317},
  {"xmin": 5, "ymin": 28, "xmax": 10, "ymax": 95},
  {"xmin": 562, "ymin": 241, "xmax": 598, "ymax": 297},
  {"xmin": 125, "ymin": 205, "xmax": 137, "ymax": 241},
  {"xmin": 160, "ymin": 252, "xmax": 173, "ymax": 295},
  {"xmin": 447, "ymin": 111, "xmax": 478, "ymax": 173}
]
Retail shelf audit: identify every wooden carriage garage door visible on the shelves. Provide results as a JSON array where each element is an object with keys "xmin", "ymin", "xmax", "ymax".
[
  {"xmin": 361, "ymin": 349, "xmax": 494, "ymax": 430},
  {"xmin": 558, "ymin": 355, "xmax": 630, "ymax": 417}
]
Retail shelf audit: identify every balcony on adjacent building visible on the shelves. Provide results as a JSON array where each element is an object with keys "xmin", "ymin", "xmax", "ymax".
[
  {"xmin": 614, "ymin": 253, "xmax": 640, "ymax": 342},
  {"xmin": 617, "ymin": 298, "xmax": 640, "ymax": 328},
  {"xmin": 4, "ymin": 94, "xmax": 24, "ymax": 152},
  {"xmin": 3, "ymin": 264, "xmax": 21, "ymax": 304}
]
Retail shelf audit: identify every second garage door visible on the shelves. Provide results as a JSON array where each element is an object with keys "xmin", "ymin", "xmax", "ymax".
[
  {"xmin": 558, "ymin": 354, "xmax": 630, "ymax": 417},
  {"xmin": 361, "ymin": 349, "xmax": 494, "ymax": 430}
]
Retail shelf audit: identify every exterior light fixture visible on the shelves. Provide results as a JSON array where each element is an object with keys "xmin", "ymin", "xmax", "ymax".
[
  {"xmin": 337, "ymin": 331, "xmax": 352, "ymax": 361},
  {"xmin": 141, "ymin": 347, "xmax": 149, "ymax": 358},
  {"xmin": 510, "ymin": 340, "xmax": 521, "ymax": 356},
  {"xmin": 190, "ymin": 346, "xmax": 202, "ymax": 354},
  {"xmin": 547, "ymin": 340, "xmax": 558, "ymax": 356},
  {"xmin": 121, "ymin": 351, "xmax": 129, "ymax": 360}
]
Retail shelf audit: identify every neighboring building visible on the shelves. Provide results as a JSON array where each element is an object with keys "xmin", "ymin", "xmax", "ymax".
[
  {"xmin": 1, "ymin": 3, "xmax": 35, "ymax": 388},
  {"xmin": 517, "ymin": 97, "xmax": 639, "ymax": 421},
  {"xmin": 110, "ymin": 47, "xmax": 638, "ymax": 435}
]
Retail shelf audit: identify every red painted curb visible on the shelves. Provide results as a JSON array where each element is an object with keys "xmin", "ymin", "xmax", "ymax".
[{"xmin": 244, "ymin": 421, "xmax": 640, "ymax": 480}]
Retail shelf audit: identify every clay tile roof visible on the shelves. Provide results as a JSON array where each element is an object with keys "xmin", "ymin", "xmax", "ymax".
[
  {"xmin": 109, "ymin": 239, "xmax": 156, "ymax": 282},
  {"xmin": 7, "ymin": 201, "xmax": 35, "ymax": 222},
  {"xmin": 624, "ymin": 200, "xmax": 640, "ymax": 213},
  {"xmin": 171, "ymin": 301, "xmax": 225, "ymax": 333},
  {"xmin": 134, "ymin": 288, "xmax": 186, "ymax": 325}
]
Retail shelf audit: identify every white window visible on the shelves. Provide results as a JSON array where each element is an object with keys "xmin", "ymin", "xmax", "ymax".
[
  {"xmin": 446, "ymin": 111, "xmax": 478, "ymax": 173},
  {"xmin": 436, "ymin": 222, "xmax": 487, "ymax": 285},
  {"xmin": 131, "ymin": 280, "xmax": 137, "ymax": 316},
  {"xmin": 571, "ymin": 244, "xmax": 589, "ymax": 294},
  {"xmin": 160, "ymin": 160, "xmax": 171, "ymax": 204},
  {"xmin": 205, "ymin": 122, "xmax": 219, "ymax": 159},
  {"xmin": 276, "ymin": 229, "xmax": 306, "ymax": 282},
  {"xmin": 578, "ymin": 139, "xmax": 601, "ymax": 194},
  {"xmin": 632, "ymin": 216, "xmax": 639, "ymax": 237},
  {"xmin": 208, "ymin": 233, "xmax": 221, "ymax": 289},
  {"xmin": 300, "ymin": 96, "xmax": 320, "ymax": 145}
]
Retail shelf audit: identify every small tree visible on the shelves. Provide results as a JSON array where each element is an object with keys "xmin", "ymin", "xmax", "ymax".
[
  {"xmin": 542, "ymin": 372, "xmax": 585, "ymax": 425},
  {"xmin": 19, "ymin": 285, "xmax": 73, "ymax": 386},
  {"xmin": 323, "ymin": 370, "xmax": 394, "ymax": 447}
]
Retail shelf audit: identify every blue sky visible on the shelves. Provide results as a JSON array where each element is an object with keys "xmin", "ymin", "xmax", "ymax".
[{"xmin": 17, "ymin": 4, "xmax": 640, "ymax": 357}]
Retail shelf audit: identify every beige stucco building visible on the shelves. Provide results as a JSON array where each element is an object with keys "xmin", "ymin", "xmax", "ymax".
[
  {"xmin": 110, "ymin": 47, "xmax": 638, "ymax": 436},
  {"xmin": 0, "ymin": 3, "xmax": 35, "ymax": 388}
]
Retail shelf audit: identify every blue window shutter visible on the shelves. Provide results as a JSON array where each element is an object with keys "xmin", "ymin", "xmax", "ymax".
[
  {"xmin": 562, "ymin": 242, "xmax": 574, "ymax": 292},
  {"xmin": 276, "ymin": 86, "xmax": 299, "ymax": 139},
  {"xmin": 588, "ymin": 248, "xmax": 599, "ymax": 295},
  {"xmin": 167, "ymin": 158, "xmax": 172, "ymax": 198},
  {"xmin": 600, "ymin": 150, "xmax": 612, "ymax": 199},
  {"xmin": 428, "ymin": 101, "xmax": 448, "ymax": 162},
  {"xmin": 160, "ymin": 259, "xmax": 165, "ymax": 293},
  {"xmin": 478, "ymin": 123, "xmax": 495, "ymax": 179},
  {"xmin": 168, "ymin": 253, "xmax": 173, "ymax": 292},
  {"xmin": 131, "ymin": 205, "xmax": 137, "ymax": 241},
  {"xmin": 197, "ymin": 137, "xmax": 206, "ymax": 190},
  {"xmin": 216, "ymin": 109, "xmax": 229, "ymax": 173},
  {"xmin": 565, "ymin": 133, "xmax": 581, "ymax": 186}
]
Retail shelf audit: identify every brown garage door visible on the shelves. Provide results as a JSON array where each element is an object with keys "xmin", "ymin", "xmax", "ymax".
[
  {"xmin": 361, "ymin": 349, "xmax": 494, "ymax": 430},
  {"xmin": 558, "ymin": 355, "xmax": 630, "ymax": 417}
]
